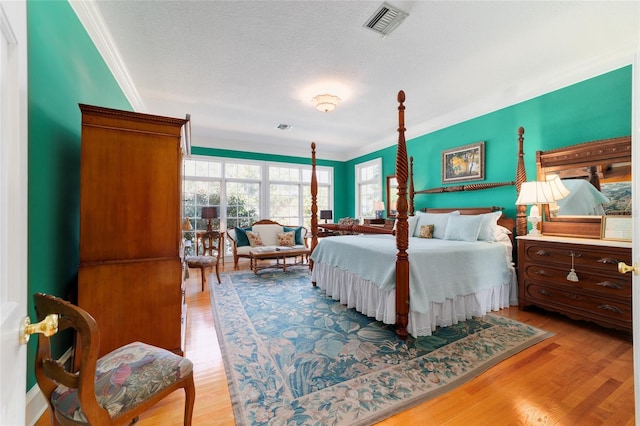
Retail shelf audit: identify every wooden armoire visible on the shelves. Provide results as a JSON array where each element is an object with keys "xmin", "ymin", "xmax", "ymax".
[{"xmin": 78, "ymin": 104, "xmax": 189, "ymax": 357}]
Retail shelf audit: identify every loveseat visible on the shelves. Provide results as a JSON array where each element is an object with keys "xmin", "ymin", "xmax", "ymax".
[{"xmin": 226, "ymin": 219, "xmax": 309, "ymax": 268}]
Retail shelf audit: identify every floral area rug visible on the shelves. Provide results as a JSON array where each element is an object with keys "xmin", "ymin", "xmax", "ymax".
[{"xmin": 210, "ymin": 266, "xmax": 552, "ymax": 426}]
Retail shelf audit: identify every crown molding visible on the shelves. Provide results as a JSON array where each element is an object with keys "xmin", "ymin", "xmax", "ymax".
[{"xmin": 69, "ymin": 0, "xmax": 145, "ymax": 111}]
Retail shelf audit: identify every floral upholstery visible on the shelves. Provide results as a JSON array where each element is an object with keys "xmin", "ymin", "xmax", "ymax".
[
  {"xmin": 51, "ymin": 342, "xmax": 193, "ymax": 423},
  {"xmin": 276, "ymin": 231, "xmax": 295, "ymax": 246},
  {"xmin": 245, "ymin": 230, "xmax": 264, "ymax": 247},
  {"xmin": 419, "ymin": 224, "xmax": 434, "ymax": 238}
]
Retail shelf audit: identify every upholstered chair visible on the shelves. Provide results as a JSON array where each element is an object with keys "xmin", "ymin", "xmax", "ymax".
[{"xmin": 33, "ymin": 293, "xmax": 195, "ymax": 425}]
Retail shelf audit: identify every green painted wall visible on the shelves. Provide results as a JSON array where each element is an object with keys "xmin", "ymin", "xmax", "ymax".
[
  {"xmin": 27, "ymin": 1, "xmax": 131, "ymax": 390},
  {"xmin": 348, "ymin": 66, "xmax": 632, "ymax": 221}
]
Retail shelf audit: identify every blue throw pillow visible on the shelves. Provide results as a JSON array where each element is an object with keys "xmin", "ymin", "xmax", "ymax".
[
  {"xmin": 234, "ymin": 227, "xmax": 252, "ymax": 247},
  {"xmin": 283, "ymin": 226, "xmax": 304, "ymax": 245}
]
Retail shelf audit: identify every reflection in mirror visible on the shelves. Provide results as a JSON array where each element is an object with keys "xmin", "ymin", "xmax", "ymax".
[
  {"xmin": 543, "ymin": 162, "xmax": 631, "ymax": 217},
  {"xmin": 537, "ymin": 135, "xmax": 631, "ymax": 239}
]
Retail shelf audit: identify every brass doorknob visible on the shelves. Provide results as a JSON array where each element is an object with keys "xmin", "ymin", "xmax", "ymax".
[
  {"xmin": 19, "ymin": 314, "xmax": 58, "ymax": 345},
  {"xmin": 618, "ymin": 262, "xmax": 639, "ymax": 276}
]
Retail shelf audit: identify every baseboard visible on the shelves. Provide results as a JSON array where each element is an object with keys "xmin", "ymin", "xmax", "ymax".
[
  {"xmin": 25, "ymin": 347, "xmax": 73, "ymax": 426},
  {"xmin": 26, "ymin": 385, "xmax": 47, "ymax": 426}
]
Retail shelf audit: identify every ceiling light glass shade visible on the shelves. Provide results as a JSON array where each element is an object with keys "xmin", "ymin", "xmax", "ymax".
[{"xmin": 312, "ymin": 94, "xmax": 341, "ymax": 112}]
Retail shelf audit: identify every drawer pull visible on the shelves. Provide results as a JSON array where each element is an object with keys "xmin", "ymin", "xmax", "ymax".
[
  {"xmin": 537, "ymin": 288, "xmax": 552, "ymax": 297},
  {"xmin": 533, "ymin": 269, "xmax": 553, "ymax": 277},
  {"xmin": 567, "ymin": 293, "xmax": 586, "ymax": 301},
  {"xmin": 598, "ymin": 304, "xmax": 623, "ymax": 314},
  {"xmin": 535, "ymin": 249, "xmax": 552, "ymax": 257},
  {"xmin": 562, "ymin": 250, "xmax": 583, "ymax": 258},
  {"xmin": 598, "ymin": 257, "xmax": 619, "ymax": 265},
  {"xmin": 596, "ymin": 281, "xmax": 623, "ymax": 289}
]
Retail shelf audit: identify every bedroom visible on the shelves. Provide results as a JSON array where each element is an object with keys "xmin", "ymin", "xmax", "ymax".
[{"xmin": 7, "ymin": 1, "xmax": 638, "ymax": 425}]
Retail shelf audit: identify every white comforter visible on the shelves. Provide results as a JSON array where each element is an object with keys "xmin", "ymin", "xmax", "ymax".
[{"xmin": 310, "ymin": 234, "xmax": 517, "ymax": 337}]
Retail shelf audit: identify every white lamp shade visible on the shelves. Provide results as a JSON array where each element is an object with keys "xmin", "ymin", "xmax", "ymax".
[
  {"xmin": 515, "ymin": 181, "xmax": 556, "ymax": 206},
  {"xmin": 545, "ymin": 174, "xmax": 570, "ymax": 201},
  {"xmin": 373, "ymin": 201, "xmax": 385, "ymax": 211}
]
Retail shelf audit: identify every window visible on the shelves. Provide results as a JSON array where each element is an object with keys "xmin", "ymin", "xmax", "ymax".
[
  {"xmin": 183, "ymin": 156, "xmax": 333, "ymax": 253},
  {"xmin": 303, "ymin": 168, "xmax": 331, "ymax": 228},
  {"xmin": 355, "ymin": 158, "xmax": 382, "ymax": 219}
]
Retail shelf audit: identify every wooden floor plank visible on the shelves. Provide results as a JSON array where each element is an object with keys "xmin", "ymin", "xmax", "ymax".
[{"xmin": 35, "ymin": 259, "xmax": 635, "ymax": 425}]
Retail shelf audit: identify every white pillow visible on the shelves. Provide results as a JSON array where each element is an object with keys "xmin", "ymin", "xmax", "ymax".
[
  {"xmin": 443, "ymin": 214, "xmax": 483, "ymax": 242},
  {"xmin": 495, "ymin": 225, "xmax": 512, "ymax": 242},
  {"xmin": 414, "ymin": 211, "xmax": 460, "ymax": 239},
  {"xmin": 477, "ymin": 211, "xmax": 503, "ymax": 241},
  {"xmin": 407, "ymin": 215, "xmax": 418, "ymax": 236}
]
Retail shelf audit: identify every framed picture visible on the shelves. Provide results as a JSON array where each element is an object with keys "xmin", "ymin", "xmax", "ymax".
[
  {"xmin": 601, "ymin": 215, "xmax": 632, "ymax": 241},
  {"xmin": 386, "ymin": 175, "xmax": 398, "ymax": 217},
  {"xmin": 442, "ymin": 141, "xmax": 485, "ymax": 184}
]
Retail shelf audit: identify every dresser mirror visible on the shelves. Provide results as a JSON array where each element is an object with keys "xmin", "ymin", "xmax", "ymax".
[{"xmin": 537, "ymin": 135, "xmax": 631, "ymax": 238}]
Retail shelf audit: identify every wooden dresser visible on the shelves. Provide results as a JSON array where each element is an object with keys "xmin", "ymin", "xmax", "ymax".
[
  {"xmin": 518, "ymin": 235, "xmax": 632, "ymax": 332},
  {"xmin": 78, "ymin": 104, "xmax": 189, "ymax": 357}
]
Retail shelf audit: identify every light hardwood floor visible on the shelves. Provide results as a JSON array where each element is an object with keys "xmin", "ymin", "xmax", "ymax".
[{"xmin": 36, "ymin": 259, "xmax": 635, "ymax": 425}]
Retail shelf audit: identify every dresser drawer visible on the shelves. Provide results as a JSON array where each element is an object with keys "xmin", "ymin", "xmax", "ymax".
[
  {"xmin": 517, "ymin": 236, "xmax": 632, "ymax": 332},
  {"xmin": 522, "ymin": 263, "xmax": 631, "ymax": 298},
  {"xmin": 522, "ymin": 242, "xmax": 631, "ymax": 274},
  {"xmin": 523, "ymin": 282, "xmax": 632, "ymax": 325}
]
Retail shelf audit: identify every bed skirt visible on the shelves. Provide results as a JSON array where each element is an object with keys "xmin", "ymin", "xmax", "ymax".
[{"xmin": 311, "ymin": 261, "xmax": 518, "ymax": 337}]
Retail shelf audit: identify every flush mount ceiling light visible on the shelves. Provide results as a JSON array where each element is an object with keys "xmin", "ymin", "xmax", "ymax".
[{"xmin": 311, "ymin": 94, "xmax": 341, "ymax": 113}]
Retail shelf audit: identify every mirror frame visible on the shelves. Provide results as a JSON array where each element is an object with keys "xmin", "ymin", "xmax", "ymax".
[{"xmin": 538, "ymin": 135, "xmax": 631, "ymax": 238}]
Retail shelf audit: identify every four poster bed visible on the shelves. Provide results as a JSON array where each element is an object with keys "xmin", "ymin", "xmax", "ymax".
[{"xmin": 308, "ymin": 91, "xmax": 527, "ymax": 339}]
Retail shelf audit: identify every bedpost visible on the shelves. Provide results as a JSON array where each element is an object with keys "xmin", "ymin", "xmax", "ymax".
[
  {"xmin": 395, "ymin": 90, "xmax": 409, "ymax": 340},
  {"xmin": 310, "ymin": 142, "xmax": 318, "ymax": 272},
  {"xmin": 515, "ymin": 127, "xmax": 527, "ymax": 236},
  {"xmin": 409, "ymin": 156, "xmax": 415, "ymax": 216}
]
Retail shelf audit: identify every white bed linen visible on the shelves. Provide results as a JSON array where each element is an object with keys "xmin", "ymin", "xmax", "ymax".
[{"xmin": 310, "ymin": 235, "xmax": 517, "ymax": 337}]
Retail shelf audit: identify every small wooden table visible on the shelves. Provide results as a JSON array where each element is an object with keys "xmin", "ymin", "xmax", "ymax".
[{"xmin": 249, "ymin": 247, "xmax": 310, "ymax": 274}]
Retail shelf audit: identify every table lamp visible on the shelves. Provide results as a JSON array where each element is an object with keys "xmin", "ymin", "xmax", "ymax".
[
  {"xmin": 515, "ymin": 181, "xmax": 555, "ymax": 236},
  {"xmin": 201, "ymin": 206, "xmax": 218, "ymax": 232},
  {"xmin": 545, "ymin": 174, "xmax": 571, "ymax": 217},
  {"xmin": 373, "ymin": 201, "xmax": 385, "ymax": 219},
  {"xmin": 320, "ymin": 210, "xmax": 333, "ymax": 224}
]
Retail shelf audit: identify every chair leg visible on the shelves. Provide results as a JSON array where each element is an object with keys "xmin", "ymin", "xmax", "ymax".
[
  {"xmin": 215, "ymin": 262, "xmax": 221, "ymax": 284},
  {"xmin": 200, "ymin": 266, "xmax": 206, "ymax": 292},
  {"xmin": 183, "ymin": 374, "xmax": 196, "ymax": 426}
]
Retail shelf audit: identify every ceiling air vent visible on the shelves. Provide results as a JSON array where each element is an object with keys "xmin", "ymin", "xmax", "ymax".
[{"xmin": 363, "ymin": 2, "xmax": 409, "ymax": 37}]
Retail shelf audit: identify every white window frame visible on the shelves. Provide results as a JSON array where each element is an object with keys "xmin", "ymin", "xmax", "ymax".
[
  {"xmin": 184, "ymin": 155, "xmax": 333, "ymax": 232},
  {"xmin": 355, "ymin": 158, "xmax": 382, "ymax": 220}
]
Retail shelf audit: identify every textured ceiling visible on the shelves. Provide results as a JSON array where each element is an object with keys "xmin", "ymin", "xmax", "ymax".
[{"xmin": 77, "ymin": 1, "xmax": 639, "ymax": 161}]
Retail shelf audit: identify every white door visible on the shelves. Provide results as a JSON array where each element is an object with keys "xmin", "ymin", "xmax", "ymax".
[
  {"xmin": 633, "ymin": 49, "xmax": 640, "ymax": 419},
  {"xmin": 0, "ymin": 1, "xmax": 28, "ymax": 424}
]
